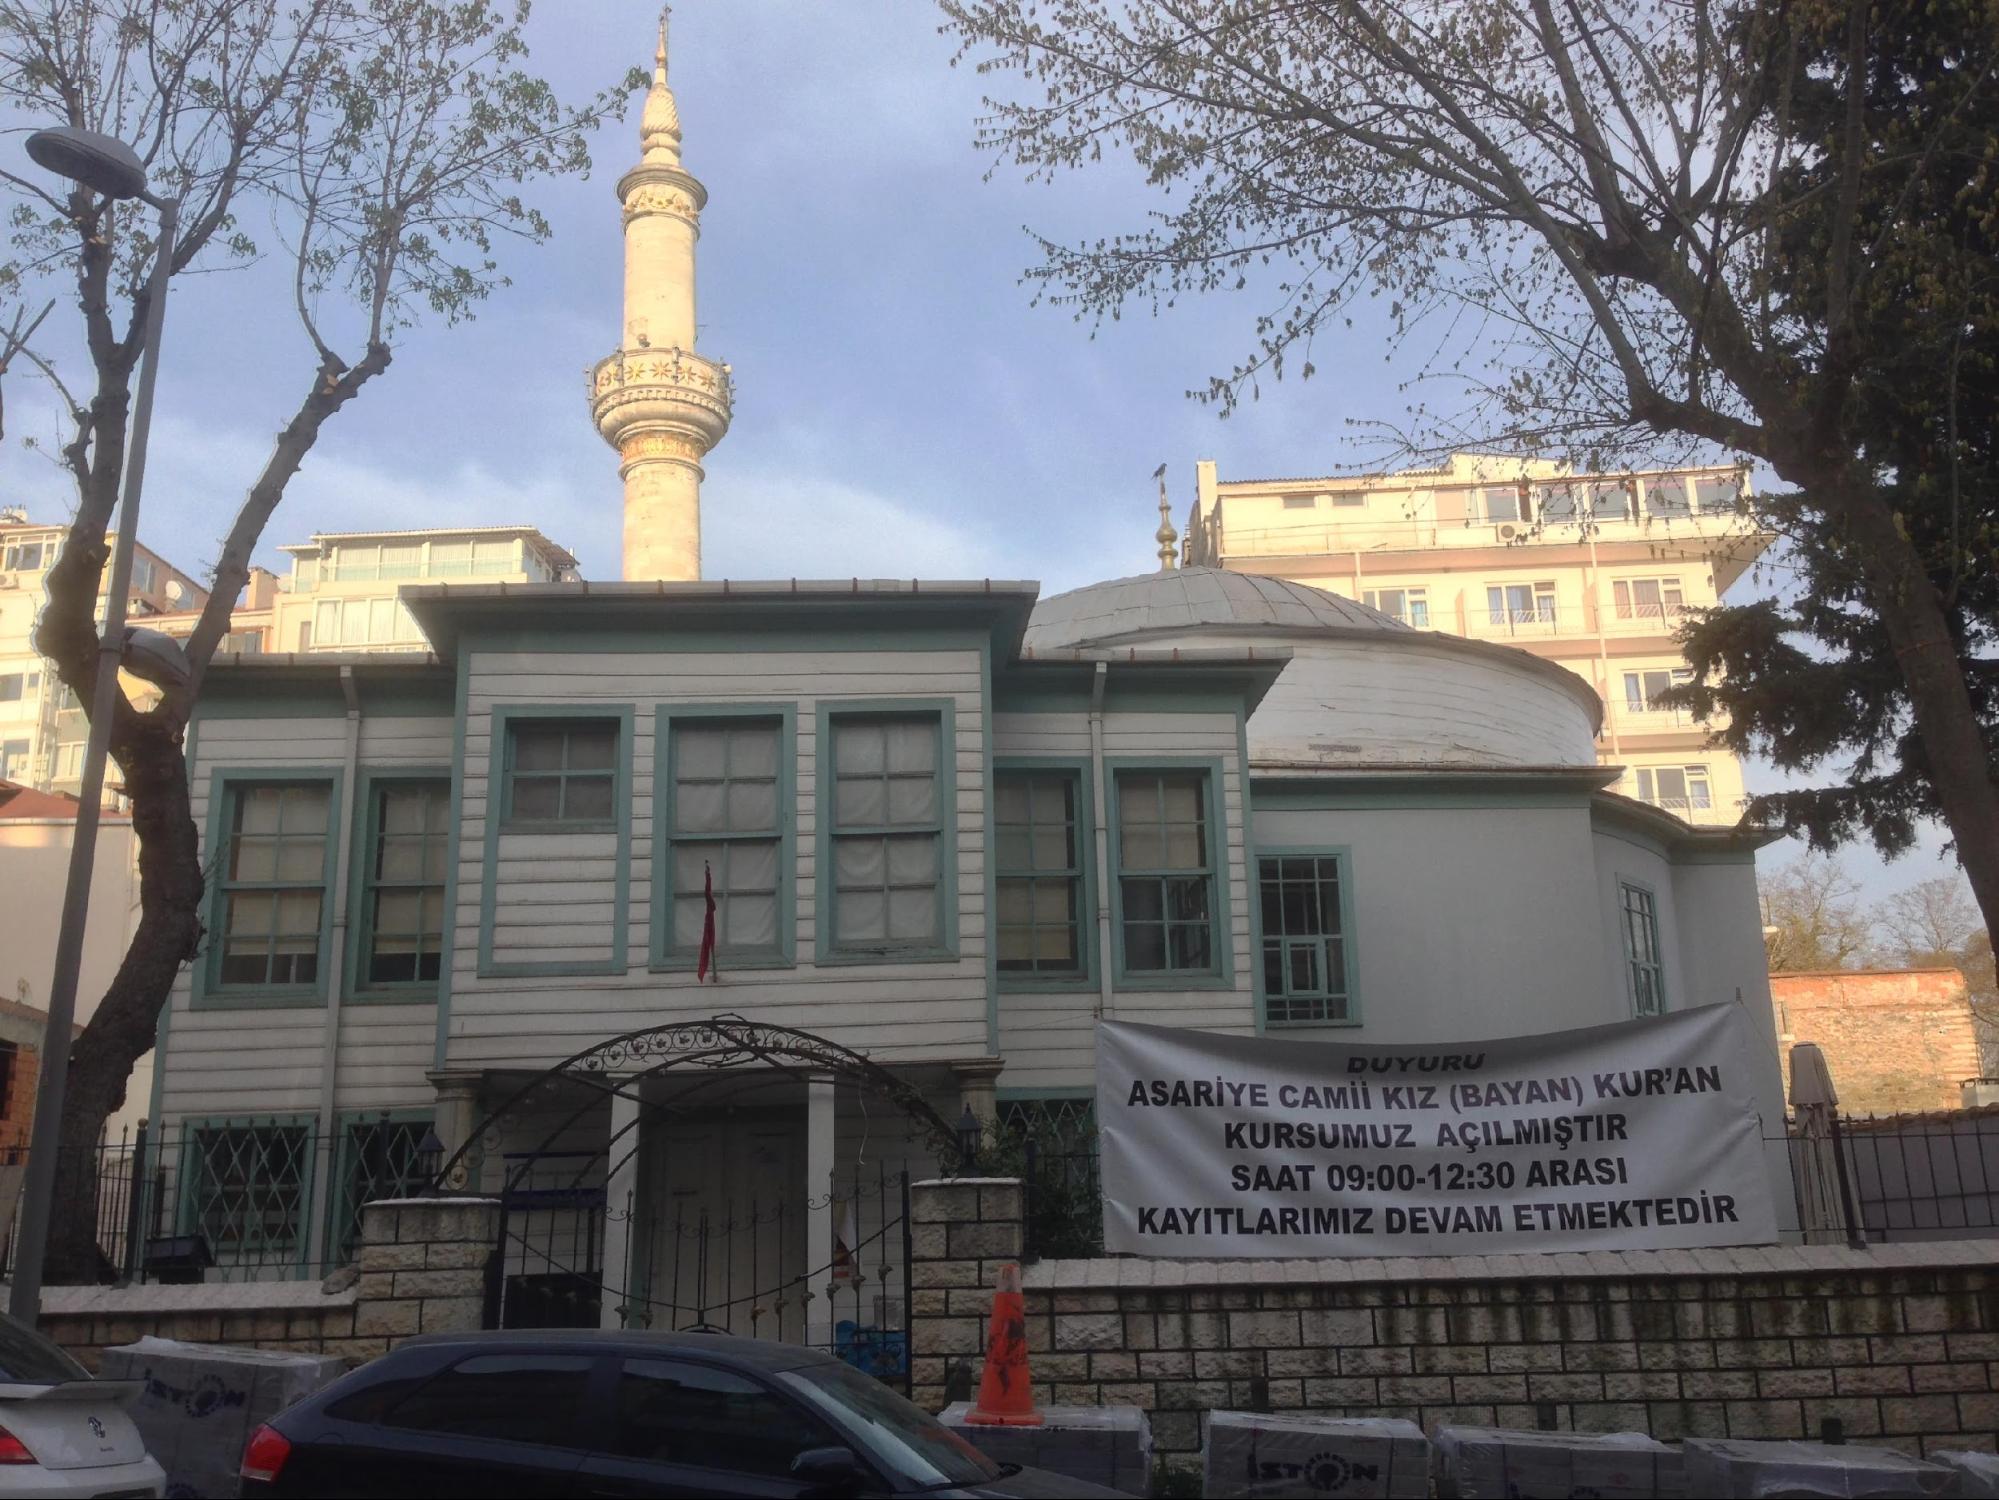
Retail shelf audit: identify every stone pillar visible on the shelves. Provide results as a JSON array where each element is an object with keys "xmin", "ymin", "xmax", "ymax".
[
  {"xmin": 807, "ymin": 1072, "xmax": 836, "ymax": 1347},
  {"xmin": 355, "ymin": 1197, "xmax": 500, "ymax": 1346},
  {"xmin": 952, "ymin": 1058, "xmax": 1005, "ymax": 1128},
  {"xmin": 426, "ymin": 1070, "xmax": 484, "ymax": 1192},
  {"xmin": 602, "ymin": 1083, "xmax": 642, "ymax": 1329},
  {"xmin": 908, "ymin": 1177, "xmax": 1028, "ymax": 1412}
]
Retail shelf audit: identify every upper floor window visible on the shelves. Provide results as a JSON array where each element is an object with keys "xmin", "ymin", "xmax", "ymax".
[
  {"xmin": 1480, "ymin": 485, "xmax": 1526, "ymax": 523},
  {"xmin": 995, "ymin": 770, "xmax": 1085, "ymax": 979},
  {"xmin": 1115, "ymin": 769, "xmax": 1219, "ymax": 977},
  {"xmin": 0, "ymin": 673, "xmax": 21, "ymax": 702},
  {"xmin": 828, "ymin": 715, "xmax": 945, "ymax": 955},
  {"xmin": 216, "ymin": 782, "xmax": 332, "ymax": 990},
  {"xmin": 0, "ymin": 739, "xmax": 28, "ymax": 780},
  {"xmin": 1281, "ymin": 495, "xmax": 1316, "ymax": 510},
  {"xmin": 311, "ymin": 596, "xmax": 421, "ymax": 648},
  {"xmin": 666, "ymin": 718, "xmax": 784, "ymax": 963},
  {"xmin": 1587, "ymin": 480, "xmax": 1633, "ymax": 520},
  {"xmin": 1693, "ymin": 475, "xmax": 1745, "ymax": 514},
  {"xmin": 1633, "ymin": 765, "xmax": 1712, "ymax": 813},
  {"xmin": 360, "ymin": 780, "xmax": 450, "ymax": 987},
  {"xmin": 128, "ymin": 556, "xmax": 159, "ymax": 594},
  {"xmin": 3, "ymin": 541, "xmax": 46, "ymax": 572},
  {"xmin": 1260, "ymin": 853, "xmax": 1352, "ymax": 1024},
  {"xmin": 504, "ymin": 721, "xmax": 617, "ymax": 826},
  {"xmin": 1644, "ymin": 478, "xmax": 1692, "ymax": 517},
  {"xmin": 1612, "ymin": 577, "xmax": 1686, "ymax": 623},
  {"xmin": 1537, "ymin": 483, "xmax": 1580, "ymax": 521},
  {"xmin": 293, "ymin": 555, "xmax": 320, "ymax": 590},
  {"xmin": 1363, "ymin": 588, "xmax": 1429, "ymax": 628},
  {"xmin": 1622, "ymin": 667, "xmax": 1693, "ymax": 713},
  {"xmin": 1487, "ymin": 581, "xmax": 1557, "ymax": 629},
  {"xmin": 1621, "ymin": 882, "xmax": 1666, "ymax": 1016}
]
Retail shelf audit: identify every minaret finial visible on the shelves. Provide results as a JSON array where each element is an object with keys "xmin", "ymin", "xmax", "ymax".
[
  {"xmin": 640, "ymin": 4, "xmax": 681, "ymax": 161},
  {"xmin": 656, "ymin": 5, "xmax": 669, "ymax": 81},
  {"xmin": 1154, "ymin": 463, "xmax": 1178, "ymax": 571}
]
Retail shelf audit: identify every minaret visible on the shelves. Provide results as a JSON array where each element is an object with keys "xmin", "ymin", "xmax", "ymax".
[{"xmin": 590, "ymin": 9, "xmax": 732, "ymax": 581}]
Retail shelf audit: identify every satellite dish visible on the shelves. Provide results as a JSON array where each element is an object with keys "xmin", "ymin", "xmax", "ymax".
[{"xmin": 165, "ymin": 579, "xmax": 188, "ymax": 606}]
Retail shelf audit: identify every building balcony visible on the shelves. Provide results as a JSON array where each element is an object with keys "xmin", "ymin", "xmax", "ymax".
[{"xmin": 1214, "ymin": 506, "xmax": 1767, "ymax": 565}]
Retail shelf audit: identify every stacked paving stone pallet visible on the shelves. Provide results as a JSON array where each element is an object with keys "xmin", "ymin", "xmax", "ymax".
[
  {"xmin": 1683, "ymin": 1437, "xmax": 1958, "ymax": 1496},
  {"xmin": 100, "ymin": 1337, "xmax": 349, "ymax": 1498},
  {"xmin": 1942, "ymin": 1451, "xmax": 1999, "ymax": 1496},
  {"xmin": 938, "ymin": 1402, "xmax": 1152, "ymax": 1495},
  {"xmin": 1202, "ymin": 1412, "xmax": 1429, "ymax": 1498},
  {"xmin": 1432, "ymin": 1427, "xmax": 1685, "ymax": 1498}
]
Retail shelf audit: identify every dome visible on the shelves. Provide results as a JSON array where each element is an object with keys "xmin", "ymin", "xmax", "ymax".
[{"xmin": 1023, "ymin": 566, "xmax": 1410, "ymax": 653}]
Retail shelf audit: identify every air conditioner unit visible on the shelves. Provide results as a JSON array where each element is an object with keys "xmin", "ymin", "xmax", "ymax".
[{"xmin": 1496, "ymin": 523, "xmax": 1523, "ymax": 542}]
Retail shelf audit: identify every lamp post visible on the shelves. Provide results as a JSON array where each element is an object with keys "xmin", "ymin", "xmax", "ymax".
[{"xmin": 9, "ymin": 128, "xmax": 179, "ymax": 1323}]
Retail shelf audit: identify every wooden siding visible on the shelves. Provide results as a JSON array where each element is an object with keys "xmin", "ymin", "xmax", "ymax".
[
  {"xmin": 157, "ymin": 714, "xmax": 450, "ymax": 1126},
  {"xmin": 446, "ymin": 649, "xmax": 992, "ymax": 1072},
  {"xmin": 994, "ymin": 709, "xmax": 1258, "ymax": 1092}
]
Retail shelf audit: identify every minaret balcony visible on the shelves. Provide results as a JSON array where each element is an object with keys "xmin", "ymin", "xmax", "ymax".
[{"xmin": 590, "ymin": 346, "xmax": 733, "ymax": 451}]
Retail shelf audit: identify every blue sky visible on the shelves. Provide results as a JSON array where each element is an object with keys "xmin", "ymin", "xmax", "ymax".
[{"xmin": 0, "ymin": 2, "xmax": 1963, "ymax": 908}]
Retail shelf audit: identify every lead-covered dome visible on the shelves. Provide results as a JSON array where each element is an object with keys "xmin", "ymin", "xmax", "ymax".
[
  {"xmin": 1023, "ymin": 566, "xmax": 1409, "ymax": 652},
  {"xmin": 1024, "ymin": 565, "xmax": 1602, "ymax": 770}
]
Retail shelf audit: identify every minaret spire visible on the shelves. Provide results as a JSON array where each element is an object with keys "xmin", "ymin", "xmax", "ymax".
[
  {"xmin": 1154, "ymin": 463, "xmax": 1179, "ymax": 571},
  {"xmin": 590, "ymin": 10, "xmax": 731, "ymax": 581}
]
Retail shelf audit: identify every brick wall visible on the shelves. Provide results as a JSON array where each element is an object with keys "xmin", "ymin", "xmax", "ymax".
[
  {"xmin": 909, "ymin": 1179, "xmax": 1999, "ymax": 1467},
  {"xmin": 1774, "ymin": 969, "xmax": 1980, "ymax": 1114}
]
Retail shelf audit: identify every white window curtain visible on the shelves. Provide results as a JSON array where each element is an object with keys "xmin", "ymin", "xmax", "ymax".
[{"xmin": 831, "ymin": 718, "xmax": 941, "ymax": 947}]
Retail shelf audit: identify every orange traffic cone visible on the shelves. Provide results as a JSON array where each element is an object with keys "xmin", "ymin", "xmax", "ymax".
[{"xmin": 964, "ymin": 1261, "xmax": 1043, "ymax": 1426}]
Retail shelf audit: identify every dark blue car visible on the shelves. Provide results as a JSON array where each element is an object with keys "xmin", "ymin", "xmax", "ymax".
[{"xmin": 237, "ymin": 1329, "xmax": 1122, "ymax": 1498}]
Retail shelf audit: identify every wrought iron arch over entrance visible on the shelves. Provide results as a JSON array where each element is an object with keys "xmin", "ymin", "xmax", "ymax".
[{"xmin": 432, "ymin": 1015, "xmax": 962, "ymax": 1375}]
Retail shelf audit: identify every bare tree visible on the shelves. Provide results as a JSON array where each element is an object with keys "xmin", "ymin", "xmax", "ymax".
[
  {"xmin": 1761, "ymin": 856, "xmax": 1872, "ymax": 974},
  {"xmin": 0, "ymin": 0, "xmax": 634, "ymax": 1281},
  {"xmin": 939, "ymin": 0, "xmax": 1999, "ymax": 939},
  {"xmin": 1880, "ymin": 877, "xmax": 1983, "ymax": 969}
]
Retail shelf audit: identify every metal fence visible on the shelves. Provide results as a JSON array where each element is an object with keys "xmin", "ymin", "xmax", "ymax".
[
  {"xmin": 1795, "ymin": 1108, "xmax": 1999, "ymax": 1243},
  {"xmin": 2, "ymin": 1116, "xmax": 433, "ymax": 1286}
]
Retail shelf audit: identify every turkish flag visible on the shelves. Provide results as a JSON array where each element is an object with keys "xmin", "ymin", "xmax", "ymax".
[{"xmin": 696, "ymin": 861, "xmax": 718, "ymax": 982}]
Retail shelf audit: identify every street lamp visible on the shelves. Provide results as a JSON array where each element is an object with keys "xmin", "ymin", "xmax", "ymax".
[
  {"xmin": 8, "ymin": 127, "xmax": 180, "ymax": 1324},
  {"xmin": 955, "ymin": 1106, "xmax": 981, "ymax": 1175}
]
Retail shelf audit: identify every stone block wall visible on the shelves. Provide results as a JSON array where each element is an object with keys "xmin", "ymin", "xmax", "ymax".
[
  {"xmin": 353, "ymin": 1197, "xmax": 499, "ymax": 1343},
  {"xmin": 1773, "ymin": 968, "xmax": 1981, "ymax": 1114},
  {"xmin": 910, "ymin": 1178, "xmax": 1026, "ymax": 1410},
  {"xmin": 38, "ymin": 1194, "xmax": 498, "ymax": 1372},
  {"xmin": 908, "ymin": 1177, "xmax": 1999, "ymax": 1463}
]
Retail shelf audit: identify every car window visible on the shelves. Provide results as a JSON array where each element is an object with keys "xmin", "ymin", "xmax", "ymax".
[
  {"xmin": 384, "ymin": 1354, "xmax": 593, "ymax": 1447},
  {"xmin": 613, "ymin": 1358, "xmax": 837, "ymax": 1478},
  {"xmin": 779, "ymin": 1362, "xmax": 1002, "ymax": 1488},
  {"xmin": 0, "ymin": 1314, "xmax": 89, "ymax": 1383}
]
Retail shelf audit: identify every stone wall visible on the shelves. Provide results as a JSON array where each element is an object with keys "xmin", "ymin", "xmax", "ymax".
[
  {"xmin": 1773, "ymin": 968, "xmax": 1981, "ymax": 1114},
  {"xmin": 909, "ymin": 1179, "xmax": 1999, "ymax": 1465},
  {"xmin": 40, "ymin": 1283, "xmax": 364, "ymax": 1372},
  {"xmin": 36, "ymin": 1194, "xmax": 497, "ymax": 1371}
]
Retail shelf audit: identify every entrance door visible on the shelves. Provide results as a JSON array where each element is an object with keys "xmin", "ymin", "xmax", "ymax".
[{"xmin": 642, "ymin": 1114, "xmax": 808, "ymax": 1344}]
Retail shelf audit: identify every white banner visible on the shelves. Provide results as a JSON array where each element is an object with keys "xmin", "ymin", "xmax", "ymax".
[{"xmin": 1097, "ymin": 1005, "xmax": 1778, "ymax": 1256}]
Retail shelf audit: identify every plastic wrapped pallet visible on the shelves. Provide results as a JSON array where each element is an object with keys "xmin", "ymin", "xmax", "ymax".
[
  {"xmin": 1432, "ymin": 1425, "xmax": 1686, "ymax": 1499},
  {"xmin": 1938, "ymin": 1451, "xmax": 1999, "ymax": 1499},
  {"xmin": 938, "ymin": 1402, "xmax": 1153, "ymax": 1496},
  {"xmin": 1201, "ymin": 1411, "xmax": 1428, "ymax": 1499},
  {"xmin": 100, "ymin": 1336, "xmax": 350, "ymax": 1500},
  {"xmin": 1683, "ymin": 1439, "xmax": 1958, "ymax": 1499}
]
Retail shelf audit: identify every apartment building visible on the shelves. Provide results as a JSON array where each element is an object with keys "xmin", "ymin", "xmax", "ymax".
[
  {"xmin": 1184, "ymin": 453, "xmax": 1775, "ymax": 825},
  {"xmin": 0, "ymin": 512, "xmax": 576, "ymax": 796}
]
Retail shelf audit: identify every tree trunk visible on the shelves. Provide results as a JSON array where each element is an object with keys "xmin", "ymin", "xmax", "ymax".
[
  {"xmin": 1838, "ymin": 483, "xmax": 1999, "ymax": 942},
  {"xmin": 43, "ymin": 714, "xmax": 203, "ymax": 1284}
]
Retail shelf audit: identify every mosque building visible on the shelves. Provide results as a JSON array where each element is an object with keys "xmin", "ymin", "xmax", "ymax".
[{"xmin": 143, "ymin": 17, "xmax": 1790, "ymax": 1329}]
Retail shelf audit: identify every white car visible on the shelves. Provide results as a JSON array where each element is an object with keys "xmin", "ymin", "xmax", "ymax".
[{"xmin": 0, "ymin": 1313, "xmax": 162, "ymax": 1498}]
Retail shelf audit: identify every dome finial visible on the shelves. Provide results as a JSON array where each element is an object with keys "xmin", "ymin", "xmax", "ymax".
[
  {"xmin": 655, "ymin": 5, "xmax": 669, "ymax": 83},
  {"xmin": 1154, "ymin": 462, "xmax": 1178, "ymax": 571}
]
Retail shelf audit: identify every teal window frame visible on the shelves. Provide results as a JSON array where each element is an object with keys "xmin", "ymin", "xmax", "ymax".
[
  {"xmin": 479, "ymin": 704, "xmax": 634, "ymax": 979},
  {"xmin": 653, "ymin": 703, "xmax": 797, "ymax": 971},
  {"xmin": 500, "ymin": 717, "xmax": 621, "ymax": 831},
  {"xmin": 1254, "ymin": 846, "xmax": 1360, "ymax": 1027},
  {"xmin": 814, "ymin": 699, "xmax": 959, "ymax": 966},
  {"xmin": 1105, "ymin": 757, "xmax": 1233, "ymax": 991},
  {"xmin": 194, "ymin": 768, "xmax": 344, "ymax": 1011},
  {"xmin": 174, "ymin": 1113, "xmax": 319, "ymax": 1273},
  {"xmin": 325, "ymin": 1109, "xmax": 434, "ymax": 1264},
  {"xmin": 1620, "ymin": 879, "xmax": 1667, "ymax": 1016},
  {"xmin": 345, "ymin": 768, "xmax": 453, "ymax": 1003},
  {"xmin": 993, "ymin": 758, "xmax": 1096, "ymax": 992}
]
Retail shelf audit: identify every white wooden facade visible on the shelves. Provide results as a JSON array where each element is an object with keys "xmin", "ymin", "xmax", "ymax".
[{"xmin": 149, "ymin": 570, "xmax": 1790, "ymax": 1297}]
